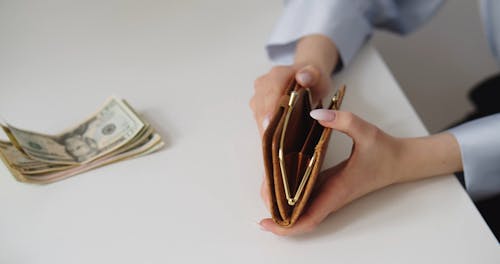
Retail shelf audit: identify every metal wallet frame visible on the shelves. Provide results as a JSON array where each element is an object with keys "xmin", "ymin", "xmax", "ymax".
[{"xmin": 278, "ymin": 85, "xmax": 346, "ymax": 206}]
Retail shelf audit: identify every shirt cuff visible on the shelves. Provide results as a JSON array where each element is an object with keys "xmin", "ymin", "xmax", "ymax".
[
  {"xmin": 448, "ymin": 113, "xmax": 500, "ymax": 201},
  {"xmin": 266, "ymin": 0, "xmax": 372, "ymax": 69}
]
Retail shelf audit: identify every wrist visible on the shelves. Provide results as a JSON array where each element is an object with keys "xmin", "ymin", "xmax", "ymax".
[
  {"xmin": 397, "ymin": 133, "xmax": 463, "ymax": 183},
  {"xmin": 293, "ymin": 34, "xmax": 339, "ymax": 75}
]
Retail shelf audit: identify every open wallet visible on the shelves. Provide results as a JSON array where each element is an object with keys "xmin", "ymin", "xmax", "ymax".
[{"xmin": 262, "ymin": 80, "xmax": 346, "ymax": 227}]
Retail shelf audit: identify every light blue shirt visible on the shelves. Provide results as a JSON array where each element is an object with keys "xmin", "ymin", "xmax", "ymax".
[{"xmin": 267, "ymin": 0, "xmax": 500, "ymax": 201}]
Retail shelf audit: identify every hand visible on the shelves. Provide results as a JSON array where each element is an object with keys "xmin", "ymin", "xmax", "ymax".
[
  {"xmin": 250, "ymin": 34, "xmax": 339, "ymax": 137},
  {"xmin": 250, "ymin": 64, "xmax": 331, "ymax": 136},
  {"xmin": 260, "ymin": 110, "xmax": 462, "ymax": 236}
]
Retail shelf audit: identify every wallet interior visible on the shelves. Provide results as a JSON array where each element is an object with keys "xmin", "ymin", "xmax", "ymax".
[{"xmin": 263, "ymin": 81, "xmax": 329, "ymax": 226}]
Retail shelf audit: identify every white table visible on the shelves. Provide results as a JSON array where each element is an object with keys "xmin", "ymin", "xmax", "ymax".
[{"xmin": 0, "ymin": 1, "xmax": 498, "ymax": 263}]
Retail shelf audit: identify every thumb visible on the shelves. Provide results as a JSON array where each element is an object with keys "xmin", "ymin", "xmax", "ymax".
[
  {"xmin": 295, "ymin": 65, "xmax": 321, "ymax": 88},
  {"xmin": 310, "ymin": 110, "xmax": 371, "ymax": 142}
]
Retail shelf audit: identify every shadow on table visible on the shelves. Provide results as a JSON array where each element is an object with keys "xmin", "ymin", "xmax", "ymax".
[
  {"xmin": 288, "ymin": 182, "xmax": 430, "ymax": 241},
  {"xmin": 140, "ymin": 108, "xmax": 176, "ymax": 149}
]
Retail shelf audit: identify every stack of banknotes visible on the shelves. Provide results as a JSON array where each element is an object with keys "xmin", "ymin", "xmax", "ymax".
[{"xmin": 0, "ymin": 97, "xmax": 164, "ymax": 184}]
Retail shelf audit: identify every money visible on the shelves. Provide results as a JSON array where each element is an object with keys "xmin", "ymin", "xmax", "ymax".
[{"xmin": 0, "ymin": 97, "xmax": 164, "ymax": 184}]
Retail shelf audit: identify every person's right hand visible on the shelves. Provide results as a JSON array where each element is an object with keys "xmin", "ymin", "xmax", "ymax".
[{"xmin": 249, "ymin": 64, "xmax": 333, "ymax": 137}]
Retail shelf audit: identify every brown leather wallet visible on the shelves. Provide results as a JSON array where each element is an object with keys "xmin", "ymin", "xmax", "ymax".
[{"xmin": 262, "ymin": 80, "xmax": 346, "ymax": 226}]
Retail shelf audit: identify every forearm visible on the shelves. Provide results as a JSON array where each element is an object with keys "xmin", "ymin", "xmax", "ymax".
[
  {"xmin": 399, "ymin": 133, "xmax": 463, "ymax": 183},
  {"xmin": 293, "ymin": 35, "xmax": 339, "ymax": 75}
]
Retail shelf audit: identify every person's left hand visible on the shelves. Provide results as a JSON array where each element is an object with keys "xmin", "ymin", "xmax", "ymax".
[{"xmin": 259, "ymin": 109, "xmax": 462, "ymax": 236}]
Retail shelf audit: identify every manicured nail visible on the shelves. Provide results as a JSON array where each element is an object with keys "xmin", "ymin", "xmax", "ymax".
[
  {"xmin": 297, "ymin": 70, "xmax": 312, "ymax": 85},
  {"xmin": 259, "ymin": 221, "xmax": 269, "ymax": 232},
  {"xmin": 310, "ymin": 109, "xmax": 336, "ymax": 121},
  {"xmin": 262, "ymin": 115, "xmax": 271, "ymax": 130}
]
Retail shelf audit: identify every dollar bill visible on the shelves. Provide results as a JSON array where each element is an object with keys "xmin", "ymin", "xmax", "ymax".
[
  {"xmin": 0, "ymin": 141, "xmax": 73, "ymax": 174},
  {"xmin": 2, "ymin": 98, "xmax": 145, "ymax": 165},
  {"xmin": 25, "ymin": 133, "xmax": 164, "ymax": 183},
  {"xmin": 9, "ymin": 133, "xmax": 163, "ymax": 183},
  {"xmin": 0, "ymin": 140, "xmax": 42, "ymax": 167},
  {"xmin": 0, "ymin": 97, "xmax": 164, "ymax": 184}
]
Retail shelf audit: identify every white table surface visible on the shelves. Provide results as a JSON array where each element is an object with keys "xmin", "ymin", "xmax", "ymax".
[{"xmin": 0, "ymin": 1, "xmax": 498, "ymax": 263}]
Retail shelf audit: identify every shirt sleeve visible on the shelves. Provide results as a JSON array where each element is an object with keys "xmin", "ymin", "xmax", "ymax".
[
  {"xmin": 480, "ymin": 0, "xmax": 500, "ymax": 66},
  {"xmin": 448, "ymin": 113, "xmax": 500, "ymax": 201},
  {"xmin": 266, "ymin": 0, "xmax": 443, "ymax": 68}
]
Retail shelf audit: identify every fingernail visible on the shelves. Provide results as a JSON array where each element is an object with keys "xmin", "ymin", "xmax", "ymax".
[
  {"xmin": 258, "ymin": 221, "xmax": 269, "ymax": 232},
  {"xmin": 310, "ymin": 109, "xmax": 336, "ymax": 121},
  {"xmin": 297, "ymin": 71, "xmax": 312, "ymax": 85},
  {"xmin": 262, "ymin": 115, "xmax": 271, "ymax": 130}
]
